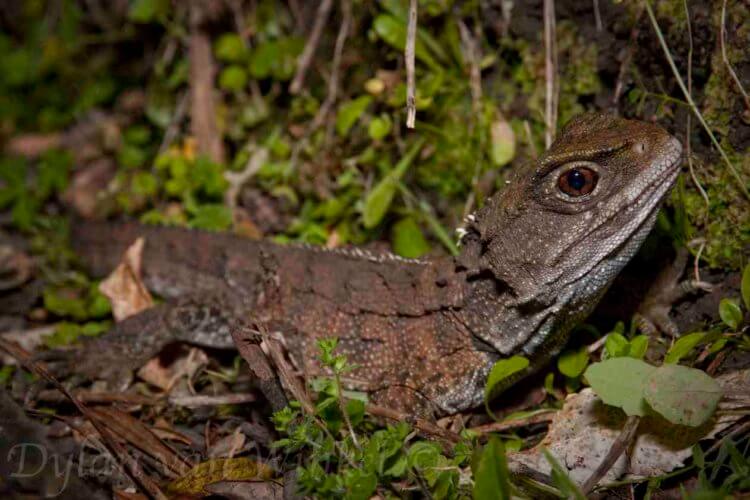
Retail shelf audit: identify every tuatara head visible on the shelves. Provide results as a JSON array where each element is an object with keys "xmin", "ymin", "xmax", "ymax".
[{"xmin": 458, "ymin": 113, "xmax": 682, "ymax": 355}]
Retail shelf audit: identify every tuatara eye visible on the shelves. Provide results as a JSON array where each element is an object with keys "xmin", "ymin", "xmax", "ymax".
[{"xmin": 558, "ymin": 166, "xmax": 598, "ymax": 197}]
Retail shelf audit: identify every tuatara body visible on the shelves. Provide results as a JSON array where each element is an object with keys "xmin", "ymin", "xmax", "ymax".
[{"xmin": 63, "ymin": 114, "xmax": 683, "ymax": 416}]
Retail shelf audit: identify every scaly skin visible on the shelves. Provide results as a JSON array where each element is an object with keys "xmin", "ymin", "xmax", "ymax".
[{"xmin": 60, "ymin": 113, "xmax": 682, "ymax": 417}]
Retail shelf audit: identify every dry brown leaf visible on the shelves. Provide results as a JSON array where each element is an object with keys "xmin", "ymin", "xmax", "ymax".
[
  {"xmin": 137, "ymin": 347, "xmax": 208, "ymax": 392},
  {"xmin": 205, "ymin": 480, "xmax": 283, "ymax": 500},
  {"xmin": 208, "ymin": 427, "xmax": 247, "ymax": 459},
  {"xmin": 99, "ymin": 237, "xmax": 154, "ymax": 321}
]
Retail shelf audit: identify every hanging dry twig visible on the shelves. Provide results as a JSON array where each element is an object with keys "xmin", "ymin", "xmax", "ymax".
[
  {"xmin": 405, "ymin": 0, "xmax": 418, "ymax": 128},
  {"xmin": 313, "ymin": 0, "xmax": 352, "ymax": 138},
  {"xmin": 289, "ymin": 0, "xmax": 334, "ymax": 95},
  {"xmin": 189, "ymin": 2, "xmax": 225, "ymax": 164},
  {"xmin": 543, "ymin": 0, "xmax": 558, "ymax": 147},
  {"xmin": 682, "ymin": 0, "xmax": 710, "ymax": 221},
  {"xmin": 457, "ymin": 19, "xmax": 482, "ymax": 115}
]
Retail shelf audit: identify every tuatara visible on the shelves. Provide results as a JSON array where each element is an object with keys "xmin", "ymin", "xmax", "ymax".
[{"xmin": 59, "ymin": 113, "xmax": 683, "ymax": 416}]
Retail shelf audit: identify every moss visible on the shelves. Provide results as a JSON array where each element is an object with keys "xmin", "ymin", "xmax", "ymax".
[
  {"xmin": 682, "ymin": 1, "xmax": 750, "ymax": 269},
  {"xmin": 684, "ymin": 151, "xmax": 750, "ymax": 268}
]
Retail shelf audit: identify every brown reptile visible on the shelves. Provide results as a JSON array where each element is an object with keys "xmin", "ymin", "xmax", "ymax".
[{"xmin": 58, "ymin": 113, "xmax": 683, "ymax": 417}]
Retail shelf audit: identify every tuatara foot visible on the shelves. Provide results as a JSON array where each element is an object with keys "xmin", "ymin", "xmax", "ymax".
[{"xmin": 633, "ymin": 248, "xmax": 713, "ymax": 337}]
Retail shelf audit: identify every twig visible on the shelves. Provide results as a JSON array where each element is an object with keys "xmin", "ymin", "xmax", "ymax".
[
  {"xmin": 35, "ymin": 389, "xmax": 159, "ymax": 406},
  {"xmin": 318, "ymin": 0, "xmax": 352, "ymax": 140},
  {"xmin": 470, "ymin": 410, "xmax": 556, "ymax": 435},
  {"xmin": 189, "ymin": 3, "xmax": 225, "ymax": 164},
  {"xmin": 644, "ymin": 1, "xmax": 750, "ymax": 201},
  {"xmin": 224, "ymin": 146, "xmax": 269, "ymax": 210},
  {"xmin": 682, "ymin": 0, "xmax": 709, "ymax": 210},
  {"xmin": 720, "ymin": 0, "xmax": 750, "ymax": 113},
  {"xmin": 581, "ymin": 415, "xmax": 640, "ymax": 494},
  {"xmin": 405, "ymin": 0, "xmax": 418, "ymax": 128},
  {"xmin": 366, "ymin": 403, "xmax": 461, "ymax": 446},
  {"xmin": 288, "ymin": 0, "xmax": 334, "ymax": 95},
  {"xmin": 169, "ymin": 393, "xmax": 258, "ymax": 407},
  {"xmin": 457, "ymin": 19, "xmax": 482, "ymax": 115},
  {"xmin": 593, "ymin": 0, "xmax": 603, "ymax": 31},
  {"xmin": 523, "ymin": 120, "xmax": 538, "ymax": 158},
  {"xmin": 543, "ymin": 0, "xmax": 558, "ymax": 147},
  {"xmin": 691, "ymin": 238, "xmax": 707, "ymax": 283},
  {"xmin": 289, "ymin": 0, "xmax": 351, "ymax": 168},
  {"xmin": 587, "ymin": 333, "xmax": 610, "ymax": 354},
  {"xmin": 158, "ymin": 91, "xmax": 188, "ymax": 154},
  {"xmin": 334, "ymin": 372, "xmax": 361, "ymax": 451}
]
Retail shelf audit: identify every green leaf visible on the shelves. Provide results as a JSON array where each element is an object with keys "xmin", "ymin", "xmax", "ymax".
[
  {"xmin": 719, "ymin": 298, "xmax": 742, "ymax": 330},
  {"xmin": 557, "ymin": 346, "xmax": 589, "ymax": 378},
  {"xmin": 37, "ymin": 149, "xmax": 71, "ymax": 200},
  {"xmin": 368, "ymin": 114, "xmax": 392, "ymax": 141},
  {"xmin": 219, "ymin": 65, "xmax": 248, "ymax": 92},
  {"xmin": 187, "ymin": 204, "xmax": 232, "ymax": 231},
  {"xmin": 362, "ymin": 139, "xmax": 424, "ymax": 228},
  {"xmin": 128, "ymin": 0, "xmax": 169, "ymax": 23},
  {"xmin": 214, "ymin": 33, "xmax": 247, "ymax": 62},
  {"xmin": 472, "ymin": 437, "xmax": 511, "ymax": 500},
  {"xmin": 629, "ymin": 335, "xmax": 649, "ymax": 359},
  {"xmin": 604, "ymin": 333, "xmax": 629, "ymax": 358},
  {"xmin": 643, "ymin": 364, "xmax": 722, "ymax": 427},
  {"xmin": 336, "ymin": 96, "xmax": 373, "ymax": 137},
  {"xmin": 742, "ymin": 263, "xmax": 750, "ymax": 311},
  {"xmin": 490, "ymin": 119, "xmax": 515, "ymax": 167},
  {"xmin": 484, "ymin": 356, "xmax": 529, "ymax": 409},
  {"xmin": 43, "ymin": 287, "xmax": 89, "ymax": 320},
  {"xmin": 584, "ymin": 358, "xmax": 656, "ymax": 417},
  {"xmin": 665, "ymin": 332, "xmax": 706, "ymax": 364},
  {"xmin": 343, "ymin": 469, "xmax": 377, "ymax": 500},
  {"xmin": 391, "ymin": 217, "xmax": 430, "ymax": 258}
]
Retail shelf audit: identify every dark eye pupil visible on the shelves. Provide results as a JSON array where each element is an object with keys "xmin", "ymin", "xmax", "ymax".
[{"xmin": 567, "ymin": 169, "xmax": 586, "ymax": 190}]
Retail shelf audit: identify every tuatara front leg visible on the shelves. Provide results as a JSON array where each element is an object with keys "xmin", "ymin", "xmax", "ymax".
[
  {"xmin": 633, "ymin": 248, "xmax": 713, "ymax": 337},
  {"xmin": 41, "ymin": 296, "xmax": 237, "ymax": 388}
]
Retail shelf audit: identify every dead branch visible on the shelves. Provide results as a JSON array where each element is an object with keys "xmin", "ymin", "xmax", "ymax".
[
  {"xmin": 366, "ymin": 403, "xmax": 461, "ymax": 446},
  {"xmin": 231, "ymin": 322, "xmax": 290, "ymax": 413},
  {"xmin": 311, "ymin": 0, "xmax": 352, "ymax": 139},
  {"xmin": 405, "ymin": 0, "xmax": 417, "ymax": 128},
  {"xmin": 189, "ymin": 1, "xmax": 225, "ymax": 164},
  {"xmin": 470, "ymin": 411, "xmax": 556, "ymax": 435},
  {"xmin": 457, "ymin": 19, "xmax": 482, "ymax": 115},
  {"xmin": 288, "ymin": 0, "xmax": 334, "ymax": 95}
]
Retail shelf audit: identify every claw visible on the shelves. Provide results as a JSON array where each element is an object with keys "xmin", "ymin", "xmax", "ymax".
[{"xmin": 635, "ymin": 249, "xmax": 712, "ymax": 337}]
